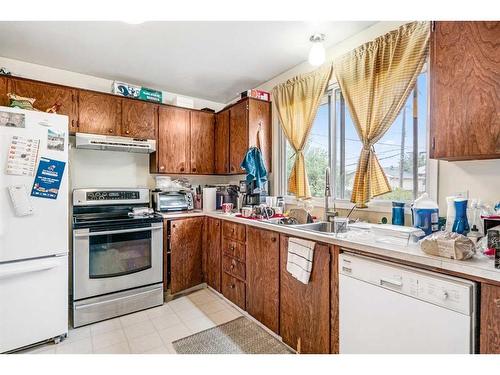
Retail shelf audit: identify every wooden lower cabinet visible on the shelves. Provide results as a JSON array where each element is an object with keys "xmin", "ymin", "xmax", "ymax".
[
  {"xmin": 169, "ymin": 217, "xmax": 204, "ymax": 294},
  {"xmin": 330, "ymin": 246, "xmax": 340, "ymax": 354},
  {"xmin": 246, "ymin": 227, "xmax": 280, "ymax": 333},
  {"xmin": 204, "ymin": 217, "xmax": 222, "ymax": 292},
  {"xmin": 480, "ymin": 283, "xmax": 500, "ymax": 353},
  {"xmin": 222, "ymin": 271, "xmax": 246, "ymax": 310},
  {"xmin": 279, "ymin": 234, "xmax": 331, "ymax": 354}
]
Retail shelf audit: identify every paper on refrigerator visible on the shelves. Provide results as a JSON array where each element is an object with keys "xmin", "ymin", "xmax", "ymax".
[{"xmin": 5, "ymin": 135, "xmax": 40, "ymax": 176}]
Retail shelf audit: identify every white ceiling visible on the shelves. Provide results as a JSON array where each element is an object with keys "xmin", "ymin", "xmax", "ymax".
[{"xmin": 0, "ymin": 21, "xmax": 376, "ymax": 103}]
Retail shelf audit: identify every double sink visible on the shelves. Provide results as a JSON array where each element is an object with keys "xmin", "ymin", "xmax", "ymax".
[{"xmin": 266, "ymin": 218, "xmax": 338, "ymax": 234}]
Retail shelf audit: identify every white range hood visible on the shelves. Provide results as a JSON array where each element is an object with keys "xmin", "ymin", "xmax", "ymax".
[{"xmin": 75, "ymin": 133, "xmax": 156, "ymax": 154}]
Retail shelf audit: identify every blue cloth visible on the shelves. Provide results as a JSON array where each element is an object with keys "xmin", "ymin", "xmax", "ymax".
[{"xmin": 240, "ymin": 147, "xmax": 268, "ymax": 189}]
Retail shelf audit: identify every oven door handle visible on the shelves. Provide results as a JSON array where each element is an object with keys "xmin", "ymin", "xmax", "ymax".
[{"xmin": 75, "ymin": 226, "xmax": 162, "ymax": 237}]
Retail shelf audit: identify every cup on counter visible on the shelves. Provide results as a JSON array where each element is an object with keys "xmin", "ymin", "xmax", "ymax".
[
  {"xmin": 241, "ymin": 206, "xmax": 253, "ymax": 218},
  {"xmin": 221, "ymin": 203, "xmax": 233, "ymax": 214},
  {"xmin": 265, "ymin": 196, "xmax": 277, "ymax": 207}
]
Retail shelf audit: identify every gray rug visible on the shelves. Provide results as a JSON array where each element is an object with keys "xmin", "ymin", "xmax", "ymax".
[{"xmin": 172, "ymin": 317, "xmax": 293, "ymax": 354}]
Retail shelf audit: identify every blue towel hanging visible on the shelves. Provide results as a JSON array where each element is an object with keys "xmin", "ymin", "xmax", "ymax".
[{"xmin": 240, "ymin": 146, "xmax": 268, "ymax": 189}]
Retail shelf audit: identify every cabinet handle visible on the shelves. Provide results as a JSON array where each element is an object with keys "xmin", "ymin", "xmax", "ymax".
[
  {"xmin": 192, "ymin": 167, "xmax": 197, "ymax": 172},
  {"xmin": 230, "ymin": 284, "xmax": 235, "ymax": 289},
  {"xmin": 71, "ymin": 119, "xmax": 75, "ymax": 128},
  {"xmin": 108, "ymin": 129, "xmax": 114, "ymax": 134},
  {"xmin": 271, "ymin": 237, "xmax": 277, "ymax": 242},
  {"xmin": 172, "ymin": 224, "xmax": 176, "ymax": 229},
  {"xmin": 180, "ymin": 167, "xmax": 185, "ymax": 172},
  {"xmin": 159, "ymin": 166, "xmax": 165, "ymax": 171},
  {"xmin": 125, "ymin": 130, "xmax": 130, "ymax": 135}
]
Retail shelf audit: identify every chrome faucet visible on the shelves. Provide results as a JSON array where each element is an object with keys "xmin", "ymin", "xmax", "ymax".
[{"xmin": 324, "ymin": 167, "xmax": 338, "ymax": 222}]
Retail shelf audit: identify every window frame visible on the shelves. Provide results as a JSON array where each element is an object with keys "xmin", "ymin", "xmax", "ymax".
[{"xmin": 277, "ymin": 70, "xmax": 438, "ymax": 213}]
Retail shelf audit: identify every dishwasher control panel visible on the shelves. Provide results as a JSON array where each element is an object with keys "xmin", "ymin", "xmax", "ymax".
[{"xmin": 339, "ymin": 253, "xmax": 475, "ymax": 315}]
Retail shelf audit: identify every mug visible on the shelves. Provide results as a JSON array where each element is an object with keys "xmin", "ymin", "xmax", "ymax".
[
  {"xmin": 221, "ymin": 203, "xmax": 233, "ymax": 214},
  {"xmin": 241, "ymin": 206, "xmax": 253, "ymax": 218}
]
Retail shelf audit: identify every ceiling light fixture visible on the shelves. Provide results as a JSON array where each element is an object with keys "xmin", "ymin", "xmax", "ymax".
[{"xmin": 308, "ymin": 33, "xmax": 326, "ymax": 67}]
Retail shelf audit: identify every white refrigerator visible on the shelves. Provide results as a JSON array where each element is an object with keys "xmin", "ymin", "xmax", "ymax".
[{"xmin": 0, "ymin": 106, "xmax": 68, "ymax": 353}]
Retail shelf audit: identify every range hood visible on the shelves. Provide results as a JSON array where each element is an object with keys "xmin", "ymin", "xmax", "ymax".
[{"xmin": 75, "ymin": 133, "xmax": 156, "ymax": 154}]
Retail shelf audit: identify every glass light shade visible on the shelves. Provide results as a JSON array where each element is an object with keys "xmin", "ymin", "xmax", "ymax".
[{"xmin": 308, "ymin": 42, "xmax": 325, "ymax": 66}]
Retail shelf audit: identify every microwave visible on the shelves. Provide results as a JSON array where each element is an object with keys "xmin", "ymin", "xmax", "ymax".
[{"xmin": 151, "ymin": 190, "xmax": 194, "ymax": 212}]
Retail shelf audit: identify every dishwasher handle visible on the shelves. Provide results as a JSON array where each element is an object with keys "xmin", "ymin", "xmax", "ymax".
[{"xmin": 379, "ymin": 277, "xmax": 403, "ymax": 288}]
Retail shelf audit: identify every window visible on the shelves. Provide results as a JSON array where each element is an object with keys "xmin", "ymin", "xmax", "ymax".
[{"xmin": 282, "ymin": 72, "xmax": 430, "ymax": 204}]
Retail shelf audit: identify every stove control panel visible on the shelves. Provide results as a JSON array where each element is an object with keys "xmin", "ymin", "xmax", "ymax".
[
  {"xmin": 86, "ymin": 191, "xmax": 139, "ymax": 201},
  {"xmin": 73, "ymin": 188, "xmax": 150, "ymax": 206}
]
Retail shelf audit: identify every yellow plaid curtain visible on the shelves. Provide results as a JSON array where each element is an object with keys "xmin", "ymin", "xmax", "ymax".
[
  {"xmin": 272, "ymin": 66, "xmax": 333, "ymax": 198},
  {"xmin": 334, "ymin": 21, "xmax": 430, "ymax": 207}
]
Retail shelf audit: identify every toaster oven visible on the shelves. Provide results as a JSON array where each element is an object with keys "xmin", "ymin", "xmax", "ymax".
[{"xmin": 151, "ymin": 190, "xmax": 194, "ymax": 212}]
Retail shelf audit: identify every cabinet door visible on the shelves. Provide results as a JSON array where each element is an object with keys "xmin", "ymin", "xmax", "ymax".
[
  {"xmin": 190, "ymin": 111, "xmax": 215, "ymax": 174},
  {"xmin": 430, "ymin": 21, "xmax": 500, "ymax": 160},
  {"xmin": 121, "ymin": 99, "xmax": 157, "ymax": 139},
  {"xmin": 10, "ymin": 78, "xmax": 78, "ymax": 133},
  {"xmin": 480, "ymin": 283, "xmax": 500, "ymax": 353},
  {"xmin": 170, "ymin": 217, "xmax": 204, "ymax": 294},
  {"xmin": 248, "ymin": 99, "xmax": 272, "ymax": 173},
  {"xmin": 215, "ymin": 109, "xmax": 230, "ymax": 174},
  {"xmin": 205, "ymin": 217, "xmax": 222, "ymax": 292},
  {"xmin": 0, "ymin": 76, "xmax": 9, "ymax": 107},
  {"xmin": 78, "ymin": 91, "xmax": 121, "ymax": 136},
  {"xmin": 157, "ymin": 106, "xmax": 190, "ymax": 173},
  {"xmin": 229, "ymin": 101, "xmax": 248, "ymax": 174},
  {"xmin": 279, "ymin": 234, "xmax": 330, "ymax": 353},
  {"xmin": 246, "ymin": 227, "xmax": 279, "ymax": 333}
]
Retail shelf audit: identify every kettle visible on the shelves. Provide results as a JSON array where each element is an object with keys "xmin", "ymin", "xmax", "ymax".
[{"xmin": 412, "ymin": 193, "xmax": 439, "ymax": 236}]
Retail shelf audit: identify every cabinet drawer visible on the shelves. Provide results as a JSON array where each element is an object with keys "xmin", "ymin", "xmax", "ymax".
[
  {"xmin": 222, "ymin": 221, "xmax": 246, "ymax": 242},
  {"xmin": 222, "ymin": 239, "xmax": 246, "ymax": 262},
  {"xmin": 222, "ymin": 255, "xmax": 246, "ymax": 281},
  {"xmin": 222, "ymin": 272, "xmax": 245, "ymax": 310}
]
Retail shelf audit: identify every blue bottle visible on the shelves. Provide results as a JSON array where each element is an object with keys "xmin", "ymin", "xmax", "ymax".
[
  {"xmin": 392, "ymin": 201, "xmax": 405, "ymax": 226},
  {"xmin": 452, "ymin": 199, "xmax": 470, "ymax": 235},
  {"xmin": 412, "ymin": 193, "xmax": 439, "ymax": 236}
]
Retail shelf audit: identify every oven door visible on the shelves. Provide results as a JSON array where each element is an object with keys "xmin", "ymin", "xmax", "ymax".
[{"xmin": 73, "ymin": 222, "xmax": 163, "ymax": 301}]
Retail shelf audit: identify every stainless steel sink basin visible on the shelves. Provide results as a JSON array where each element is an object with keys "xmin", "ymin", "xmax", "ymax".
[{"xmin": 294, "ymin": 221, "xmax": 336, "ymax": 233}]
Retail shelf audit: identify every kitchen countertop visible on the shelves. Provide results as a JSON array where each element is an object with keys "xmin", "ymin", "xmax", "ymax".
[{"xmin": 160, "ymin": 210, "xmax": 500, "ymax": 284}]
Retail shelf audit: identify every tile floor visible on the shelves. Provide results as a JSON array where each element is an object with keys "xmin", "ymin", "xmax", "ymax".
[{"xmin": 21, "ymin": 288, "xmax": 242, "ymax": 354}]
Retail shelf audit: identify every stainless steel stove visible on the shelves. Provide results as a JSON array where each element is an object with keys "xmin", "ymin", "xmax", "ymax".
[{"xmin": 72, "ymin": 188, "xmax": 163, "ymax": 327}]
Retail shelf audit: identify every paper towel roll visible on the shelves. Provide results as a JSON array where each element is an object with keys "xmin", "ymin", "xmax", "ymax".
[{"xmin": 203, "ymin": 188, "xmax": 217, "ymax": 212}]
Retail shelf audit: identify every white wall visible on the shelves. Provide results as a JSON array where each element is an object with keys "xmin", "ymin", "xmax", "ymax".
[
  {"xmin": 0, "ymin": 56, "xmax": 238, "ymax": 190},
  {"xmin": 254, "ymin": 21, "xmax": 500, "ymax": 214}
]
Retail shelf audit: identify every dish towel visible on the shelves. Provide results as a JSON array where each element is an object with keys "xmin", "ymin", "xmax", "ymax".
[
  {"xmin": 240, "ymin": 146, "xmax": 267, "ymax": 189},
  {"xmin": 286, "ymin": 237, "xmax": 315, "ymax": 284}
]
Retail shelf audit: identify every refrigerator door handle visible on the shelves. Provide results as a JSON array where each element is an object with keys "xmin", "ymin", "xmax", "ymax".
[{"xmin": 0, "ymin": 259, "xmax": 61, "ymax": 280}]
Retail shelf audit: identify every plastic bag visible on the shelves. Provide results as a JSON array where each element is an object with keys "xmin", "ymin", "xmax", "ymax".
[{"xmin": 420, "ymin": 231, "xmax": 475, "ymax": 260}]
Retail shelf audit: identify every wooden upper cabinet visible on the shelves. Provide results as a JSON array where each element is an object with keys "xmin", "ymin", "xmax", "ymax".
[
  {"xmin": 204, "ymin": 217, "xmax": 222, "ymax": 292},
  {"xmin": 279, "ymin": 234, "xmax": 331, "ymax": 354},
  {"xmin": 248, "ymin": 98, "xmax": 272, "ymax": 172},
  {"xmin": 0, "ymin": 76, "xmax": 8, "ymax": 107},
  {"xmin": 215, "ymin": 109, "xmax": 230, "ymax": 174},
  {"xmin": 190, "ymin": 111, "xmax": 215, "ymax": 174},
  {"xmin": 78, "ymin": 90, "xmax": 121, "ymax": 136},
  {"xmin": 170, "ymin": 217, "xmax": 204, "ymax": 294},
  {"xmin": 121, "ymin": 99, "xmax": 157, "ymax": 139},
  {"xmin": 156, "ymin": 106, "xmax": 191, "ymax": 173},
  {"xmin": 480, "ymin": 283, "xmax": 500, "ymax": 354},
  {"xmin": 229, "ymin": 100, "xmax": 248, "ymax": 174},
  {"xmin": 430, "ymin": 21, "xmax": 500, "ymax": 160},
  {"xmin": 9, "ymin": 78, "xmax": 78, "ymax": 133},
  {"xmin": 246, "ymin": 227, "xmax": 280, "ymax": 333}
]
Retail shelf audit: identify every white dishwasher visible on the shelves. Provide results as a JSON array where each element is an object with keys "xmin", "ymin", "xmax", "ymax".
[{"xmin": 339, "ymin": 253, "xmax": 477, "ymax": 354}]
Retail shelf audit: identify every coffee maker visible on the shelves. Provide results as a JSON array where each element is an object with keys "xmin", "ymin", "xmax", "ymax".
[{"xmin": 240, "ymin": 179, "xmax": 268, "ymax": 206}]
